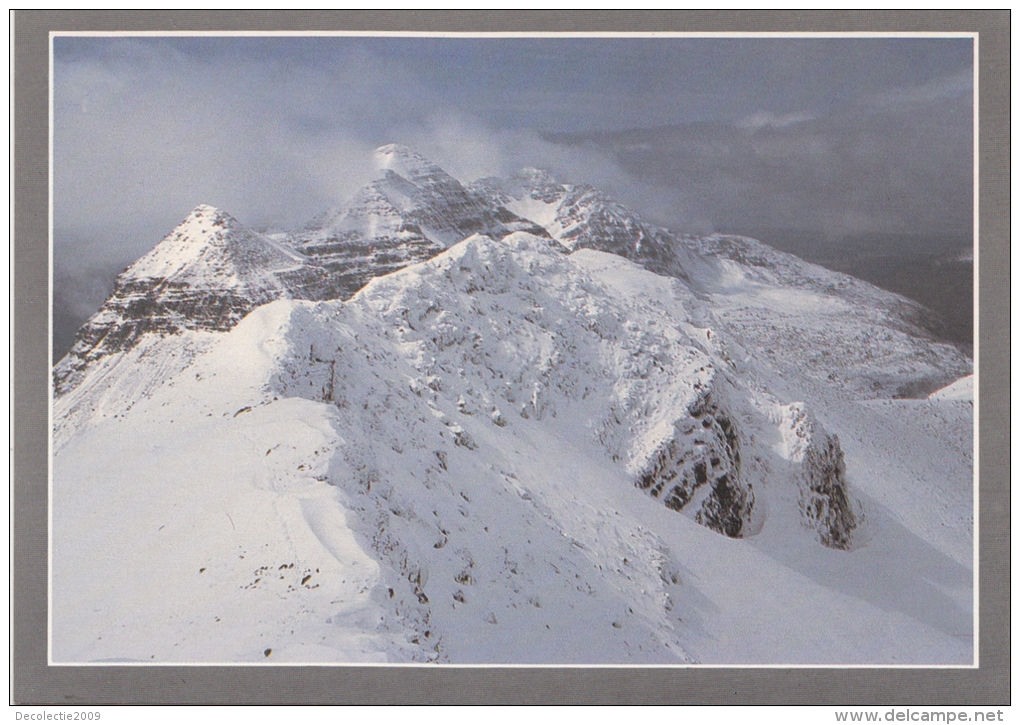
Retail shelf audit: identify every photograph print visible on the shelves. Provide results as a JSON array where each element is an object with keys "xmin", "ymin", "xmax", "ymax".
[{"xmin": 50, "ymin": 33, "xmax": 976, "ymax": 665}]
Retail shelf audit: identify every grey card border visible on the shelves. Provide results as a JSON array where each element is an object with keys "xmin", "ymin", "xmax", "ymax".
[{"xmin": 12, "ymin": 10, "xmax": 1010, "ymax": 705}]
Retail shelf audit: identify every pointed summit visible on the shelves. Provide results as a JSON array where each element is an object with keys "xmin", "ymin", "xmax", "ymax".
[
  {"xmin": 177, "ymin": 204, "xmax": 245, "ymax": 236},
  {"xmin": 374, "ymin": 143, "xmax": 449, "ymax": 184},
  {"xmin": 124, "ymin": 205, "xmax": 297, "ymax": 284},
  {"xmin": 53, "ymin": 205, "xmax": 331, "ymax": 395},
  {"xmin": 189, "ymin": 202, "xmax": 224, "ymax": 217},
  {"xmin": 470, "ymin": 171, "xmax": 700, "ymax": 281}
]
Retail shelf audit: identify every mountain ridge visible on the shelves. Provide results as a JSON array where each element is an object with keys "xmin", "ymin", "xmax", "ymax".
[
  {"xmin": 51, "ymin": 145, "xmax": 974, "ymax": 665},
  {"xmin": 57, "ymin": 146, "xmax": 969, "ymax": 399}
]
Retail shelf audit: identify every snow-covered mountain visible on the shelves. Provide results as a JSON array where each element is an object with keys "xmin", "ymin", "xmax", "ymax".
[
  {"xmin": 51, "ymin": 145, "xmax": 974, "ymax": 665},
  {"xmin": 472, "ymin": 166, "xmax": 970, "ymax": 399},
  {"xmin": 290, "ymin": 145, "xmax": 550, "ymax": 299},
  {"xmin": 54, "ymin": 205, "xmax": 325, "ymax": 394}
]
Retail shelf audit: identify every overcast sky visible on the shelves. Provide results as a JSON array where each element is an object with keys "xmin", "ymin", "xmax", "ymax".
[{"xmin": 52, "ymin": 34, "xmax": 974, "ymax": 341}]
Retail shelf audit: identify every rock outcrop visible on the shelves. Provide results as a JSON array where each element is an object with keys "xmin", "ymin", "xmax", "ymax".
[
  {"xmin": 636, "ymin": 391, "xmax": 753, "ymax": 538},
  {"xmin": 800, "ymin": 432, "xmax": 859, "ymax": 550},
  {"xmin": 775, "ymin": 401, "xmax": 860, "ymax": 549},
  {"xmin": 471, "ymin": 169, "xmax": 696, "ymax": 282}
]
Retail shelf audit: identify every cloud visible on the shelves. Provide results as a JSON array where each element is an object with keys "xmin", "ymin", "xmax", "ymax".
[
  {"xmin": 377, "ymin": 110, "xmax": 667, "ymax": 221},
  {"xmin": 735, "ymin": 111, "xmax": 817, "ymax": 131},
  {"xmin": 54, "ymin": 38, "xmax": 663, "ymax": 270},
  {"xmin": 870, "ymin": 68, "xmax": 974, "ymax": 110},
  {"xmin": 547, "ymin": 76, "xmax": 973, "ymax": 242}
]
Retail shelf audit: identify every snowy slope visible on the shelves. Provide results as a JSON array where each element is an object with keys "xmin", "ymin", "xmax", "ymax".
[
  {"xmin": 929, "ymin": 374, "xmax": 974, "ymax": 401},
  {"xmin": 58, "ymin": 149, "xmax": 969, "ymax": 413},
  {"xmin": 682, "ymin": 233, "xmax": 971, "ymax": 399},
  {"xmin": 52, "ymin": 232, "xmax": 972, "ymax": 664},
  {"xmin": 474, "ymin": 170, "xmax": 971, "ymax": 399}
]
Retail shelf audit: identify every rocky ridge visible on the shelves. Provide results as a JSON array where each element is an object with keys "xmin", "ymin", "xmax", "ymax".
[{"xmin": 54, "ymin": 146, "xmax": 971, "ymax": 551}]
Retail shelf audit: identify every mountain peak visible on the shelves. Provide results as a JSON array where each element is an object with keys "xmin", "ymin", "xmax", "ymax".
[
  {"xmin": 189, "ymin": 203, "xmax": 223, "ymax": 216},
  {"xmin": 374, "ymin": 144, "xmax": 448, "ymax": 183},
  {"xmin": 178, "ymin": 204, "xmax": 240, "ymax": 234}
]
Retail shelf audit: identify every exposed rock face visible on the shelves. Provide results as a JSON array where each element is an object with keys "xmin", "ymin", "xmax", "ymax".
[
  {"xmin": 800, "ymin": 432, "xmax": 859, "ymax": 550},
  {"xmin": 372, "ymin": 144, "xmax": 548, "ymax": 245},
  {"xmin": 776, "ymin": 401, "xmax": 860, "ymax": 549},
  {"xmin": 50, "ymin": 147, "xmax": 975, "ymax": 668},
  {"xmin": 636, "ymin": 391, "xmax": 753, "ymax": 538},
  {"xmin": 477, "ymin": 169, "xmax": 971, "ymax": 399},
  {"xmin": 57, "ymin": 148, "xmax": 971, "ymax": 408},
  {"xmin": 292, "ymin": 214, "xmax": 447, "ymax": 303}
]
